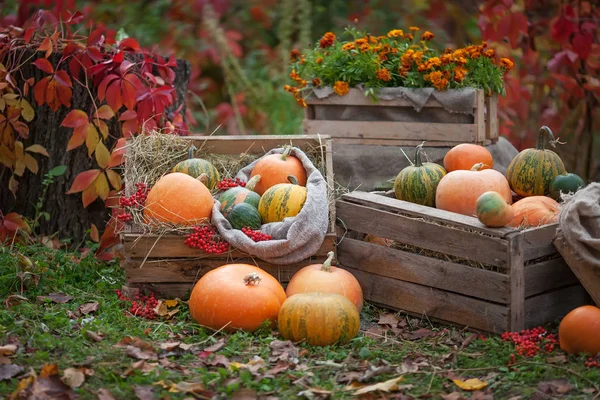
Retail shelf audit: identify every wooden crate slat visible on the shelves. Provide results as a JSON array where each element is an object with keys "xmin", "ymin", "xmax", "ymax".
[
  {"xmin": 508, "ymin": 234, "xmax": 525, "ymax": 331},
  {"xmin": 331, "ymin": 138, "xmax": 492, "ymax": 147},
  {"xmin": 340, "ymin": 192, "xmax": 517, "ymax": 238},
  {"xmin": 485, "ymin": 95, "xmax": 499, "ymax": 141},
  {"xmin": 524, "ymin": 257, "xmax": 580, "ymax": 298},
  {"xmin": 304, "ymin": 120, "xmax": 477, "ymax": 142},
  {"xmin": 346, "ymin": 266, "xmax": 509, "ymax": 333},
  {"xmin": 184, "ymin": 135, "xmax": 331, "ymax": 155},
  {"xmin": 473, "ymin": 90, "xmax": 486, "ymax": 142},
  {"xmin": 338, "ymin": 238, "xmax": 510, "ymax": 304},
  {"xmin": 521, "ymin": 224, "xmax": 559, "ymax": 261},
  {"xmin": 125, "ymin": 283, "xmax": 195, "ymax": 299},
  {"xmin": 524, "ymin": 284, "xmax": 591, "ymax": 329}
]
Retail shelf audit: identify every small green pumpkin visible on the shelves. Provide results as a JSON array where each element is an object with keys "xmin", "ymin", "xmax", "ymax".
[
  {"xmin": 172, "ymin": 145, "xmax": 220, "ymax": 190},
  {"xmin": 506, "ymin": 126, "xmax": 566, "ymax": 197},
  {"xmin": 393, "ymin": 144, "xmax": 447, "ymax": 207},
  {"xmin": 226, "ymin": 203, "xmax": 262, "ymax": 230},
  {"xmin": 219, "ymin": 175, "xmax": 261, "ymax": 217},
  {"xmin": 549, "ymin": 173, "xmax": 585, "ymax": 200},
  {"xmin": 475, "ymin": 191, "xmax": 514, "ymax": 227}
]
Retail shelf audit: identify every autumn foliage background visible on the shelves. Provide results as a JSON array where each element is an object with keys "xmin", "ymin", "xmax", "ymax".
[{"xmin": 0, "ymin": 0, "xmax": 598, "ymax": 251}]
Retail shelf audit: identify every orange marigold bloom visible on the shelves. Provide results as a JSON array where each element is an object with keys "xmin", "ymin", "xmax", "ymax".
[
  {"xmin": 405, "ymin": 34, "xmax": 414, "ymax": 41},
  {"xmin": 359, "ymin": 43, "xmax": 371, "ymax": 52},
  {"xmin": 355, "ymin": 38, "xmax": 368, "ymax": 46},
  {"xmin": 387, "ymin": 29, "xmax": 404, "ymax": 38},
  {"xmin": 290, "ymin": 49, "xmax": 301, "ymax": 61},
  {"xmin": 441, "ymin": 54, "xmax": 453, "ymax": 65},
  {"xmin": 484, "ymin": 48, "xmax": 495, "ymax": 58},
  {"xmin": 296, "ymin": 97, "xmax": 307, "ymax": 107},
  {"xmin": 434, "ymin": 78, "xmax": 449, "ymax": 90},
  {"xmin": 376, "ymin": 68, "xmax": 392, "ymax": 82},
  {"xmin": 500, "ymin": 58, "xmax": 514, "ymax": 72},
  {"xmin": 312, "ymin": 78, "xmax": 321, "ymax": 87},
  {"xmin": 315, "ymin": 57, "xmax": 323, "ymax": 64},
  {"xmin": 333, "ymin": 81, "xmax": 349, "ymax": 96},
  {"xmin": 421, "ymin": 31, "xmax": 434, "ymax": 41},
  {"xmin": 342, "ymin": 43, "xmax": 355, "ymax": 51},
  {"xmin": 299, "ymin": 79, "xmax": 307, "ymax": 88},
  {"xmin": 319, "ymin": 32, "xmax": 336, "ymax": 48},
  {"xmin": 289, "ymin": 69, "xmax": 300, "ymax": 80},
  {"xmin": 426, "ymin": 70, "xmax": 443, "ymax": 84},
  {"xmin": 426, "ymin": 57, "xmax": 442, "ymax": 69},
  {"xmin": 413, "ymin": 51, "xmax": 424, "ymax": 64},
  {"xmin": 470, "ymin": 51, "xmax": 482, "ymax": 59},
  {"xmin": 444, "ymin": 47, "xmax": 453, "ymax": 54},
  {"xmin": 455, "ymin": 56, "xmax": 468, "ymax": 65},
  {"xmin": 368, "ymin": 35, "xmax": 378, "ymax": 44},
  {"xmin": 409, "ymin": 26, "xmax": 420, "ymax": 31},
  {"xmin": 453, "ymin": 66, "xmax": 467, "ymax": 82}
]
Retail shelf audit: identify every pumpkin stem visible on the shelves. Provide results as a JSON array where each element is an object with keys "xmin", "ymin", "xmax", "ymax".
[
  {"xmin": 320, "ymin": 251, "xmax": 336, "ymax": 272},
  {"xmin": 246, "ymin": 175, "xmax": 261, "ymax": 191},
  {"xmin": 188, "ymin": 145, "xmax": 197, "ymax": 160},
  {"xmin": 243, "ymin": 272, "xmax": 262, "ymax": 286},
  {"xmin": 281, "ymin": 145, "xmax": 292, "ymax": 161},
  {"xmin": 413, "ymin": 142, "xmax": 426, "ymax": 167},
  {"xmin": 287, "ymin": 175, "xmax": 299, "ymax": 185},
  {"xmin": 197, "ymin": 173, "xmax": 209, "ymax": 185},
  {"xmin": 537, "ymin": 126, "xmax": 560, "ymax": 150},
  {"xmin": 470, "ymin": 162, "xmax": 489, "ymax": 171}
]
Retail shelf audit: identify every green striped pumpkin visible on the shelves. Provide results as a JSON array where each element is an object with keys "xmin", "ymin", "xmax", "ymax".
[
  {"xmin": 506, "ymin": 126, "xmax": 566, "ymax": 197},
  {"xmin": 219, "ymin": 175, "xmax": 261, "ymax": 217},
  {"xmin": 258, "ymin": 175, "xmax": 307, "ymax": 223},
  {"xmin": 393, "ymin": 144, "xmax": 447, "ymax": 207},
  {"xmin": 278, "ymin": 292, "xmax": 360, "ymax": 346},
  {"xmin": 172, "ymin": 146, "xmax": 220, "ymax": 190},
  {"xmin": 226, "ymin": 203, "xmax": 262, "ymax": 230}
]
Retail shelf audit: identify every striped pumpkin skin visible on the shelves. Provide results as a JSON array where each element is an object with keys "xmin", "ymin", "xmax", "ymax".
[
  {"xmin": 258, "ymin": 181, "xmax": 307, "ymax": 223},
  {"xmin": 220, "ymin": 188, "xmax": 260, "ymax": 216},
  {"xmin": 278, "ymin": 293, "xmax": 360, "ymax": 346},
  {"xmin": 172, "ymin": 159, "xmax": 220, "ymax": 190},
  {"xmin": 226, "ymin": 203, "xmax": 262, "ymax": 230},
  {"xmin": 394, "ymin": 162, "xmax": 446, "ymax": 207}
]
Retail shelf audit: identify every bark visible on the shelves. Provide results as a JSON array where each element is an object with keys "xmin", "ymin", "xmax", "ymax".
[{"xmin": 0, "ymin": 51, "xmax": 191, "ymax": 245}]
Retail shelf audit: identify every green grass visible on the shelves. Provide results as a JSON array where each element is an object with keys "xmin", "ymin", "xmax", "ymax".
[{"xmin": 1, "ymin": 244, "xmax": 599, "ymax": 399}]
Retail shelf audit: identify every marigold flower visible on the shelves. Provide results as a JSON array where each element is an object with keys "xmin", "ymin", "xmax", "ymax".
[
  {"xmin": 296, "ymin": 97, "xmax": 307, "ymax": 107},
  {"xmin": 368, "ymin": 35, "xmax": 378, "ymax": 44},
  {"xmin": 289, "ymin": 69, "xmax": 300, "ymax": 81},
  {"xmin": 312, "ymin": 78, "xmax": 321, "ymax": 87},
  {"xmin": 299, "ymin": 79, "xmax": 307, "ymax": 88},
  {"xmin": 333, "ymin": 81, "xmax": 349, "ymax": 96},
  {"xmin": 284, "ymin": 84, "xmax": 298, "ymax": 94},
  {"xmin": 441, "ymin": 54, "xmax": 453, "ymax": 65},
  {"xmin": 405, "ymin": 34, "xmax": 414, "ymax": 41},
  {"xmin": 434, "ymin": 78, "xmax": 449, "ymax": 90},
  {"xmin": 342, "ymin": 43, "xmax": 355, "ymax": 51},
  {"xmin": 290, "ymin": 49, "xmax": 301, "ymax": 61},
  {"xmin": 413, "ymin": 51, "xmax": 423, "ymax": 64},
  {"xmin": 387, "ymin": 29, "xmax": 404, "ymax": 38},
  {"xmin": 484, "ymin": 48, "xmax": 495, "ymax": 58},
  {"xmin": 500, "ymin": 57, "xmax": 514, "ymax": 72},
  {"xmin": 409, "ymin": 26, "xmax": 420, "ymax": 31},
  {"xmin": 376, "ymin": 68, "xmax": 392, "ymax": 82},
  {"xmin": 470, "ymin": 51, "xmax": 482, "ymax": 59},
  {"xmin": 455, "ymin": 56, "xmax": 467, "ymax": 65},
  {"xmin": 426, "ymin": 57, "xmax": 442, "ymax": 69},
  {"xmin": 319, "ymin": 32, "xmax": 336, "ymax": 48},
  {"xmin": 315, "ymin": 57, "xmax": 323, "ymax": 64},
  {"xmin": 359, "ymin": 43, "xmax": 371, "ymax": 52},
  {"xmin": 453, "ymin": 66, "xmax": 467, "ymax": 82},
  {"xmin": 355, "ymin": 38, "xmax": 368, "ymax": 46},
  {"xmin": 418, "ymin": 63, "xmax": 428, "ymax": 72},
  {"xmin": 398, "ymin": 67, "xmax": 409, "ymax": 77},
  {"xmin": 444, "ymin": 47, "xmax": 453, "ymax": 54},
  {"xmin": 421, "ymin": 31, "xmax": 434, "ymax": 41}
]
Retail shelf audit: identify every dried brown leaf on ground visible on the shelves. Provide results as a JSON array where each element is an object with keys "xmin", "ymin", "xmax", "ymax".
[
  {"xmin": 0, "ymin": 364, "xmax": 23, "ymax": 380},
  {"xmin": 85, "ymin": 330, "xmax": 104, "ymax": 342},
  {"xmin": 116, "ymin": 336, "xmax": 157, "ymax": 361},
  {"xmin": 460, "ymin": 333, "xmax": 479, "ymax": 349},
  {"xmin": 61, "ymin": 367, "xmax": 89, "ymax": 388},
  {"xmin": 536, "ymin": 379, "xmax": 574, "ymax": 395},
  {"xmin": 0, "ymin": 344, "xmax": 17, "ymax": 356},
  {"xmin": 265, "ymin": 360, "xmax": 291, "ymax": 377},
  {"xmin": 36, "ymin": 292, "xmax": 73, "ymax": 303},
  {"xmin": 13, "ymin": 364, "xmax": 76, "ymax": 400},
  {"xmin": 378, "ymin": 313, "xmax": 401, "ymax": 326},
  {"xmin": 4, "ymin": 294, "xmax": 28, "ymax": 308},
  {"xmin": 77, "ymin": 302, "xmax": 100, "ymax": 315},
  {"xmin": 231, "ymin": 387, "xmax": 259, "ymax": 399},
  {"xmin": 269, "ymin": 340, "xmax": 299, "ymax": 363},
  {"xmin": 97, "ymin": 388, "xmax": 117, "ymax": 400},
  {"xmin": 442, "ymin": 392, "xmax": 467, "ymax": 400},
  {"xmin": 403, "ymin": 328, "xmax": 436, "ymax": 341},
  {"xmin": 546, "ymin": 354, "xmax": 568, "ymax": 364},
  {"xmin": 152, "ymin": 299, "xmax": 180, "ymax": 319},
  {"xmin": 203, "ymin": 338, "xmax": 227, "ymax": 353},
  {"xmin": 123, "ymin": 360, "xmax": 158, "ymax": 376},
  {"xmin": 353, "ymin": 376, "xmax": 405, "ymax": 395},
  {"xmin": 134, "ymin": 385, "xmax": 154, "ymax": 400},
  {"xmin": 205, "ymin": 353, "xmax": 231, "ymax": 368},
  {"xmin": 159, "ymin": 341, "xmax": 181, "ymax": 351}
]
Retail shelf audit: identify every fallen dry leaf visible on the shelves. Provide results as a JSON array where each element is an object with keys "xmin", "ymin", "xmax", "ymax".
[
  {"xmin": 452, "ymin": 378, "xmax": 488, "ymax": 391},
  {"xmin": 364, "ymin": 325, "xmax": 389, "ymax": 339},
  {"xmin": 537, "ymin": 379, "xmax": 573, "ymax": 395},
  {"xmin": 126, "ymin": 346, "xmax": 157, "ymax": 360},
  {"xmin": 378, "ymin": 313, "xmax": 401, "ymax": 326},
  {"xmin": 203, "ymin": 338, "xmax": 226, "ymax": 353},
  {"xmin": 442, "ymin": 392, "xmax": 467, "ymax": 400},
  {"xmin": 85, "ymin": 330, "xmax": 104, "ymax": 342},
  {"xmin": 470, "ymin": 391, "xmax": 494, "ymax": 400},
  {"xmin": 583, "ymin": 388, "xmax": 597, "ymax": 394},
  {"xmin": 77, "ymin": 302, "xmax": 100, "ymax": 315},
  {"xmin": 403, "ymin": 328, "xmax": 436, "ymax": 341},
  {"xmin": 354, "ymin": 376, "xmax": 404, "ymax": 395},
  {"xmin": 0, "ymin": 364, "xmax": 23, "ymax": 380},
  {"xmin": 134, "ymin": 385, "xmax": 154, "ymax": 400},
  {"xmin": 152, "ymin": 299, "xmax": 180, "ymax": 319},
  {"xmin": 0, "ymin": 344, "xmax": 17, "ymax": 356},
  {"xmin": 4, "ymin": 294, "xmax": 28, "ymax": 308},
  {"xmin": 298, "ymin": 387, "xmax": 332, "ymax": 398},
  {"xmin": 160, "ymin": 341, "xmax": 181, "ymax": 351},
  {"xmin": 269, "ymin": 339, "xmax": 299, "ymax": 363},
  {"xmin": 97, "ymin": 388, "xmax": 117, "ymax": 399},
  {"xmin": 62, "ymin": 367, "xmax": 85, "ymax": 388},
  {"xmin": 265, "ymin": 360, "xmax": 290, "ymax": 377},
  {"xmin": 123, "ymin": 360, "xmax": 158, "ymax": 376},
  {"xmin": 164, "ymin": 299, "xmax": 178, "ymax": 307},
  {"xmin": 460, "ymin": 333, "xmax": 478, "ymax": 349},
  {"xmin": 205, "ymin": 353, "xmax": 230, "ymax": 368},
  {"xmin": 37, "ymin": 292, "xmax": 73, "ymax": 304},
  {"xmin": 14, "ymin": 364, "xmax": 76, "ymax": 399},
  {"xmin": 231, "ymin": 387, "xmax": 258, "ymax": 399},
  {"xmin": 546, "ymin": 354, "xmax": 568, "ymax": 364}
]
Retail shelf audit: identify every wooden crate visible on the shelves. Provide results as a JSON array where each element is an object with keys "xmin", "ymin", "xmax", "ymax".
[
  {"xmin": 122, "ymin": 135, "xmax": 336, "ymax": 299},
  {"xmin": 336, "ymin": 192, "xmax": 591, "ymax": 333},
  {"xmin": 303, "ymin": 88, "xmax": 498, "ymax": 146}
]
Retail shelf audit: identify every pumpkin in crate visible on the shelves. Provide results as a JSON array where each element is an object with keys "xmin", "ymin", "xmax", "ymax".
[
  {"xmin": 285, "ymin": 252, "xmax": 363, "ymax": 311},
  {"xmin": 226, "ymin": 203, "xmax": 262, "ymax": 230},
  {"xmin": 508, "ymin": 196, "xmax": 560, "ymax": 228},
  {"xmin": 506, "ymin": 126, "xmax": 566, "ymax": 197},
  {"xmin": 443, "ymin": 143, "xmax": 494, "ymax": 172},
  {"xmin": 189, "ymin": 264, "xmax": 286, "ymax": 332},
  {"xmin": 278, "ymin": 293, "xmax": 360, "ymax": 346},
  {"xmin": 144, "ymin": 172, "xmax": 213, "ymax": 225},
  {"xmin": 549, "ymin": 173, "xmax": 585, "ymax": 201},
  {"xmin": 250, "ymin": 146, "xmax": 307, "ymax": 195},
  {"xmin": 172, "ymin": 146, "xmax": 220, "ymax": 190},
  {"xmin": 475, "ymin": 191, "xmax": 514, "ymax": 227},
  {"xmin": 436, "ymin": 163, "xmax": 512, "ymax": 217},
  {"xmin": 219, "ymin": 175, "xmax": 261, "ymax": 216},
  {"xmin": 558, "ymin": 305, "xmax": 600, "ymax": 355},
  {"xmin": 258, "ymin": 175, "xmax": 307, "ymax": 223},
  {"xmin": 393, "ymin": 144, "xmax": 447, "ymax": 207}
]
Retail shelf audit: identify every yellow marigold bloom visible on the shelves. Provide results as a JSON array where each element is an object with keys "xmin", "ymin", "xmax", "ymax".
[
  {"xmin": 296, "ymin": 97, "xmax": 307, "ymax": 107},
  {"xmin": 377, "ymin": 35, "xmax": 387, "ymax": 40},
  {"xmin": 453, "ymin": 66, "xmax": 467, "ymax": 82},
  {"xmin": 387, "ymin": 29, "xmax": 404, "ymax": 38},
  {"xmin": 500, "ymin": 58, "xmax": 514, "ymax": 72},
  {"xmin": 484, "ymin": 48, "xmax": 495, "ymax": 58},
  {"xmin": 427, "ymin": 57, "xmax": 442, "ymax": 69},
  {"xmin": 409, "ymin": 26, "xmax": 420, "ymax": 31},
  {"xmin": 319, "ymin": 32, "xmax": 336, "ymax": 48},
  {"xmin": 312, "ymin": 78, "xmax": 321, "ymax": 87},
  {"xmin": 376, "ymin": 68, "xmax": 392, "ymax": 82},
  {"xmin": 315, "ymin": 57, "xmax": 323, "ymax": 64},
  {"xmin": 342, "ymin": 43, "xmax": 355, "ymax": 51},
  {"xmin": 290, "ymin": 49, "xmax": 301, "ymax": 61},
  {"xmin": 441, "ymin": 54, "xmax": 453, "ymax": 65},
  {"xmin": 333, "ymin": 81, "xmax": 349, "ymax": 96},
  {"xmin": 413, "ymin": 51, "xmax": 423, "ymax": 64},
  {"xmin": 421, "ymin": 31, "xmax": 434, "ymax": 41}
]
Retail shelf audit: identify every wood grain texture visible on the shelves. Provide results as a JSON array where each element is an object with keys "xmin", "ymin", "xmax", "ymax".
[
  {"xmin": 524, "ymin": 284, "xmax": 591, "ymax": 328},
  {"xmin": 345, "ymin": 266, "xmax": 509, "ymax": 333},
  {"xmin": 522, "ymin": 224, "xmax": 559, "ymax": 261},
  {"xmin": 524, "ymin": 256, "xmax": 580, "ymax": 298},
  {"xmin": 338, "ymin": 238, "xmax": 510, "ymax": 303},
  {"xmin": 474, "ymin": 90, "xmax": 486, "ymax": 142},
  {"xmin": 305, "ymin": 88, "xmax": 476, "ymax": 107},
  {"xmin": 508, "ymin": 234, "xmax": 525, "ymax": 332},
  {"xmin": 330, "ymin": 138, "xmax": 490, "ymax": 147},
  {"xmin": 485, "ymin": 95, "xmax": 499, "ymax": 141},
  {"xmin": 124, "ymin": 283, "xmax": 195, "ymax": 299}
]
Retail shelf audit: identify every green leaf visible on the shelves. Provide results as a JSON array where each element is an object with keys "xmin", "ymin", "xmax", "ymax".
[{"xmin": 48, "ymin": 165, "xmax": 67, "ymax": 177}]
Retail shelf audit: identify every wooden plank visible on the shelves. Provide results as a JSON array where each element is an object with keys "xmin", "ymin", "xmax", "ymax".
[
  {"xmin": 524, "ymin": 256, "xmax": 579, "ymax": 297},
  {"xmin": 521, "ymin": 224, "xmax": 559, "ymax": 261},
  {"xmin": 124, "ymin": 257, "xmax": 323, "ymax": 283},
  {"xmin": 182, "ymin": 135, "xmax": 332, "ymax": 155},
  {"xmin": 524, "ymin": 284, "xmax": 591, "ymax": 328},
  {"xmin": 330, "ymin": 138, "xmax": 490, "ymax": 147},
  {"xmin": 340, "ymin": 192, "xmax": 517, "ymax": 238},
  {"xmin": 474, "ymin": 90, "xmax": 486, "ymax": 142},
  {"xmin": 124, "ymin": 283, "xmax": 195, "ymax": 299},
  {"xmin": 346, "ymin": 266, "xmax": 509, "ymax": 333},
  {"xmin": 336, "ymin": 201, "xmax": 509, "ymax": 267},
  {"xmin": 304, "ymin": 105, "xmax": 315, "ymax": 120},
  {"xmin": 485, "ymin": 95, "xmax": 499, "ymax": 141},
  {"xmin": 123, "ymin": 232, "xmax": 337, "ymax": 259},
  {"xmin": 304, "ymin": 120, "xmax": 477, "ymax": 142},
  {"xmin": 325, "ymin": 139, "xmax": 336, "ymax": 230},
  {"xmin": 554, "ymin": 230, "xmax": 600, "ymax": 306},
  {"xmin": 508, "ymin": 234, "xmax": 525, "ymax": 332},
  {"xmin": 305, "ymin": 88, "xmax": 478, "ymax": 108},
  {"xmin": 338, "ymin": 238, "xmax": 509, "ymax": 303}
]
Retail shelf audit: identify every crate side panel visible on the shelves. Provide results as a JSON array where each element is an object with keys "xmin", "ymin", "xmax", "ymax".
[
  {"xmin": 524, "ymin": 257, "xmax": 579, "ymax": 297},
  {"xmin": 522, "ymin": 224, "xmax": 559, "ymax": 261},
  {"xmin": 524, "ymin": 284, "xmax": 591, "ymax": 329}
]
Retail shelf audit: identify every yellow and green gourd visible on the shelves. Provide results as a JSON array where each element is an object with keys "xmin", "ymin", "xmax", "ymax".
[
  {"xmin": 172, "ymin": 145, "xmax": 220, "ymax": 190},
  {"xmin": 258, "ymin": 175, "xmax": 307, "ymax": 223}
]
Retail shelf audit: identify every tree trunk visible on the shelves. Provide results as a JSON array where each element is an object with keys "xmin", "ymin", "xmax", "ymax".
[{"xmin": 0, "ymin": 53, "xmax": 191, "ymax": 246}]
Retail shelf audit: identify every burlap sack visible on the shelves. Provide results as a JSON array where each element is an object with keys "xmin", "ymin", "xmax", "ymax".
[{"xmin": 211, "ymin": 147, "xmax": 329, "ymax": 265}]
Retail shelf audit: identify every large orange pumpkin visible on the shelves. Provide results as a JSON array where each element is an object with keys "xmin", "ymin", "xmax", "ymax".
[
  {"xmin": 443, "ymin": 144, "xmax": 494, "ymax": 172},
  {"xmin": 144, "ymin": 172, "xmax": 213, "ymax": 225},
  {"xmin": 189, "ymin": 264, "xmax": 286, "ymax": 332},
  {"xmin": 559, "ymin": 305, "xmax": 600, "ymax": 355},
  {"xmin": 285, "ymin": 251, "xmax": 363, "ymax": 312},
  {"xmin": 508, "ymin": 196, "xmax": 560, "ymax": 228},
  {"xmin": 250, "ymin": 146, "xmax": 307, "ymax": 195},
  {"xmin": 435, "ymin": 163, "xmax": 512, "ymax": 216}
]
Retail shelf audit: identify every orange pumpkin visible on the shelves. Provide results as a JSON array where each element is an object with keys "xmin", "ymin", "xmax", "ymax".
[
  {"xmin": 285, "ymin": 251, "xmax": 364, "ymax": 312},
  {"xmin": 559, "ymin": 305, "xmax": 600, "ymax": 355},
  {"xmin": 144, "ymin": 172, "xmax": 213, "ymax": 225},
  {"xmin": 443, "ymin": 144, "xmax": 493, "ymax": 172},
  {"xmin": 189, "ymin": 264, "xmax": 287, "ymax": 332},
  {"xmin": 508, "ymin": 196, "xmax": 560, "ymax": 228},
  {"xmin": 435, "ymin": 163, "xmax": 512, "ymax": 216},
  {"xmin": 250, "ymin": 146, "xmax": 307, "ymax": 195}
]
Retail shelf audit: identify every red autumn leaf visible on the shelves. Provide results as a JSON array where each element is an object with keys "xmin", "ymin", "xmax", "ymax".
[
  {"xmin": 90, "ymin": 223, "xmax": 100, "ymax": 242},
  {"xmin": 95, "ymin": 105, "xmax": 114, "ymax": 120},
  {"xmin": 121, "ymin": 118, "xmax": 138, "ymax": 138},
  {"xmin": 67, "ymin": 169, "xmax": 101, "ymax": 194},
  {"xmin": 552, "ymin": 73, "xmax": 579, "ymax": 90},
  {"xmin": 551, "ymin": 16, "xmax": 574, "ymax": 43},
  {"xmin": 497, "ymin": 12, "xmax": 528, "ymax": 49},
  {"xmin": 3, "ymin": 212, "xmax": 28, "ymax": 231},
  {"xmin": 97, "ymin": 219, "xmax": 120, "ymax": 255},
  {"xmin": 24, "ymin": 28, "xmax": 35, "ymax": 43},
  {"xmin": 33, "ymin": 58, "xmax": 54, "ymax": 74},
  {"xmin": 119, "ymin": 38, "xmax": 141, "ymax": 52},
  {"xmin": 82, "ymin": 183, "xmax": 99, "ymax": 207},
  {"xmin": 54, "ymin": 70, "xmax": 73, "ymax": 88},
  {"xmin": 106, "ymin": 81, "xmax": 123, "ymax": 112},
  {"xmin": 67, "ymin": 125, "xmax": 87, "ymax": 151},
  {"xmin": 95, "ymin": 119, "xmax": 109, "ymax": 139},
  {"xmin": 98, "ymin": 75, "xmax": 120, "ymax": 100},
  {"xmin": 109, "ymin": 138, "xmax": 127, "ymax": 167},
  {"xmin": 113, "ymin": 51, "xmax": 125, "ymax": 64},
  {"xmin": 572, "ymin": 32, "xmax": 593, "ymax": 60},
  {"xmin": 62, "ymin": 43, "xmax": 83, "ymax": 57},
  {"xmin": 87, "ymin": 28, "xmax": 105, "ymax": 47},
  {"xmin": 61, "ymin": 109, "xmax": 89, "ymax": 128},
  {"xmin": 38, "ymin": 36, "xmax": 53, "ymax": 58},
  {"xmin": 118, "ymin": 110, "xmax": 137, "ymax": 121}
]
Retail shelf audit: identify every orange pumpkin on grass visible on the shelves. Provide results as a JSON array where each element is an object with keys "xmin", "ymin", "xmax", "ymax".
[
  {"xmin": 250, "ymin": 146, "xmax": 307, "ymax": 195},
  {"xmin": 443, "ymin": 143, "xmax": 494, "ymax": 172},
  {"xmin": 559, "ymin": 305, "xmax": 600, "ymax": 355}
]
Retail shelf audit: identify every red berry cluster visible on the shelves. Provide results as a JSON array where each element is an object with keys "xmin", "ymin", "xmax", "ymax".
[
  {"xmin": 585, "ymin": 357, "xmax": 600, "ymax": 369},
  {"xmin": 242, "ymin": 227, "xmax": 273, "ymax": 242},
  {"xmin": 115, "ymin": 289, "xmax": 158, "ymax": 320},
  {"xmin": 117, "ymin": 211, "xmax": 133, "ymax": 222},
  {"xmin": 184, "ymin": 225, "xmax": 230, "ymax": 254},
  {"xmin": 501, "ymin": 326, "xmax": 557, "ymax": 361},
  {"xmin": 120, "ymin": 183, "xmax": 149, "ymax": 208},
  {"xmin": 217, "ymin": 177, "xmax": 246, "ymax": 190}
]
